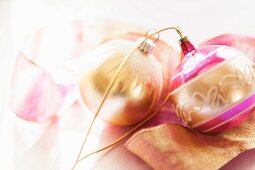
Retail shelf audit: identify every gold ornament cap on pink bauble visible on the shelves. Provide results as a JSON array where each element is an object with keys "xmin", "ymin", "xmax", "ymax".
[
  {"xmin": 79, "ymin": 39, "xmax": 163, "ymax": 126},
  {"xmin": 171, "ymin": 38, "xmax": 255, "ymax": 134}
]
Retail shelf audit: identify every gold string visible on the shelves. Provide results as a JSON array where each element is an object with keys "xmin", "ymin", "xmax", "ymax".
[
  {"xmin": 77, "ymin": 93, "xmax": 172, "ymax": 163},
  {"xmin": 71, "ymin": 25, "xmax": 184, "ymax": 169}
]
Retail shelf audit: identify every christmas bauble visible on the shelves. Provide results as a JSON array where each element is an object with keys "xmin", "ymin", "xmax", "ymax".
[
  {"xmin": 79, "ymin": 39, "xmax": 163, "ymax": 126},
  {"xmin": 201, "ymin": 34, "xmax": 255, "ymax": 61},
  {"xmin": 170, "ymin": 44, "xmax": 255, "ymax": 134}
]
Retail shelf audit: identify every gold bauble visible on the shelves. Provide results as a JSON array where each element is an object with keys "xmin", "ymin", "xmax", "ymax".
[{"xmin": 79, "ymin": 39, "xmax": 163, "ymax": 126}]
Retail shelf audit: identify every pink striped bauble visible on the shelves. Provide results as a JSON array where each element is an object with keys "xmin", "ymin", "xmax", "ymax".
[{"xmin": 170, "ymin": 45, "xmax": 255, "ymax": 134}]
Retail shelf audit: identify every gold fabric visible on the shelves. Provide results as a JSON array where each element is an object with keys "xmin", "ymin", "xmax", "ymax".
[{"xmin": 126, "ymin": 111, "xmax": 255, "ymax": 170}]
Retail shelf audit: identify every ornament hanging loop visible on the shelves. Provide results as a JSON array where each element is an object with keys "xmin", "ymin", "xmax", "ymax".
[
  {"xmin": 144, "ymin": 26, "xmax": 194, "ymax": 55},
  {"xmin": 145, "ymin": 25, "xmax": 195, "ymax": 56},
  {"xmin": 145, "ymin": 26, "xmax": 185, "ymax": 41},
  {"xmin": 145, "ymin": 28, "xmax": 160, "ymax": 43}
]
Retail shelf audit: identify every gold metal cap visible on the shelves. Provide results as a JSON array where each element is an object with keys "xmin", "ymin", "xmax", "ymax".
[{"xmin": 139, "ymin": 39, "xmax": 155, "ymax": 54}]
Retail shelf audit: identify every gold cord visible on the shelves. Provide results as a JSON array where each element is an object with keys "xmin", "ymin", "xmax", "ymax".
[
  {"xmin": 71, "ymin": 25, "xmax": 184, "ymax": 169},
  {"xmin": 77, "ymin": 93, "xmax": 171, "ymax": 163}
]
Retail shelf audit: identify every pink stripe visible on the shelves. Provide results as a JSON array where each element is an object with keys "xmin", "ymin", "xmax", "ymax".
[
  {"xmin": 206, "ymin": 106, "xmax": 254, "ymax": 134},
  {"xmin": 194, "ymin": 93, "xmax": 255, "ymax": 132}
]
